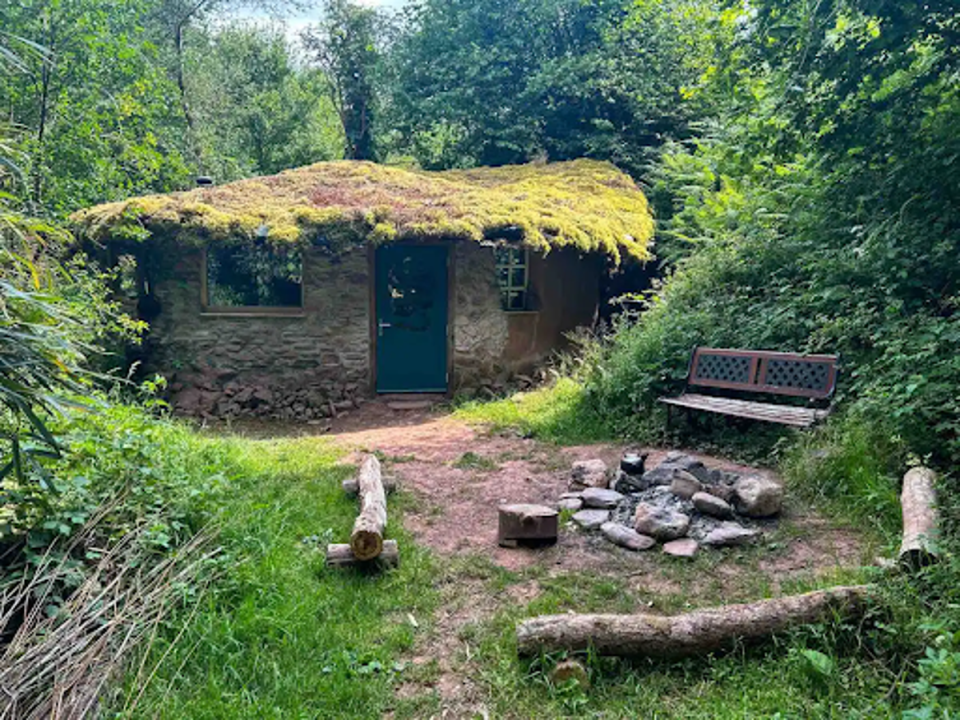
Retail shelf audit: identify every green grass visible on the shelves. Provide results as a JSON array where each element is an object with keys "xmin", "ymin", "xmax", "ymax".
[
  {"xmin": 403, "ymin": 554, "xmax": 901, "ymax": 720},
  {"xmin": 454, "ymin": 378, "xmax": 609, "ymax": 444},
  {"xmin": 113, "ymin": 435, "xmax": 437, "ymax": 719}
]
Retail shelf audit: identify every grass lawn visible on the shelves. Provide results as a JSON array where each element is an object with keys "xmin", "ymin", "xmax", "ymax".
[{"xmin": 113, "ymin": 436, "xmax": 438, "ymax": 719}]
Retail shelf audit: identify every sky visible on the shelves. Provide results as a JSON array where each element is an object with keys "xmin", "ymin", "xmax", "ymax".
[{"xmin": 234, "ymin": 0, "xmax": 407, "ymax": 48}]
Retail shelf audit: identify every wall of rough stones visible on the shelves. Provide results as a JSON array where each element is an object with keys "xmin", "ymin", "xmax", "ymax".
[
  {"xmin": 149, "ymin": 243, "xmax": 370, "ymax": 420},
  {"xmin": 143, "ymin": 239, "xmax": 600, "ymax": 419}
]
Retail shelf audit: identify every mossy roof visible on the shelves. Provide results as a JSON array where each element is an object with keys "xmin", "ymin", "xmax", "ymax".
[{"xmin": 72, "ymin": 159, "xmax": 654, "ymax": 263}]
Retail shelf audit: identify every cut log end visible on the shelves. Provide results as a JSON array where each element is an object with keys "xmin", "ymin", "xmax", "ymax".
[{"xmin": 350, "ymin": 530, "xmax": 384, "ymax": 561}]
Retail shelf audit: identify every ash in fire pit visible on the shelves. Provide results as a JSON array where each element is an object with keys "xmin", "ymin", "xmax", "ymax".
[{"xmin": 559, "ymin": 451, "xmax": 783, "ymax": 557}]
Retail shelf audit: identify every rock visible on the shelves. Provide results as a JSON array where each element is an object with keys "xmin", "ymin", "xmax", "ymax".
[
  {"xmin": 662, "ymin": 538, "xmax": 699, "ymax": 558},
  {"xmin": 612, "ymin": 469, "xmax": 646, "ymax": 494},
  {"xmin": 702, "ymin": 522, "xmax": 760, "ymax": 547},
  {"xmin": 252, "ymin": 386, "xmax": 274, "ymax": 403},
  {"xmin": 560, "ymin": 491, "xmax": 583, "ymax": 500},
  {"xmin": 572, "ymin": 509, "xmax": 610, "ymax": 530},
  {"xmin": 692, "ymin": 491, "xmax": 734, "ymax": 519},
  {"xmin": 558, "ymin": 497, "xmax": 583, "ymax": 511},
  {"xmin": 633, "ymin": 503, "xmax": 691, "ymax": 541},
  {"xmin": 704, "ymin": 483, "xmax": 736, "ymax": 503},
  {"xmin": 639, "ymin": 466, "xmax": 676, "ymax": 487},
  {"xmin": 581, "ymin": 487, "xmax": 624, "ymax": 509},
  {"xmin": 601, "ymin": 522, "xmax": 656, "ymax": 551},
  {"xmin": 660, "ymin": 453, "xmax": 712, "ymax": 484},
  {"xmin": 570, "ymin": 459, "xmax": 609, "ymax": 490},
  {"xmin": 620, "ymin": 452, "xmax": 648, "ymax": 476},
  {"xmin": 734, "ymin": 475, "xmax": 784, "ymax": 518},
  {"xmin": 670, "ymin": 471, "xmax": 703, "ymax": 500}
]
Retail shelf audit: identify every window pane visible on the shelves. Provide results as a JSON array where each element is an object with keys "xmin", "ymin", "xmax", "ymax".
[
  {"xmin": 508, "ymin": 291, "xmax": 526, "ymax": 310},
  {"xmin": 207, "ymin": 245, "xmax": 302, "ymax": 308},
  {"xmin": 494, "ymin": 245, "xmax": 529, "ymax": 311}
]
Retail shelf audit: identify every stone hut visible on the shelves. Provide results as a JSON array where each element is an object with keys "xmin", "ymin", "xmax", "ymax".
[{"xmin": 73, "ymin": 159, "xmax": 653, "ymax": 419}]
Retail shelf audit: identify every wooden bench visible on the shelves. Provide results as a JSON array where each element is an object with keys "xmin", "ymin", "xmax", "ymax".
[{"xmin": 659, "ymin": 347, "xmax": 838, "ymax": 428}]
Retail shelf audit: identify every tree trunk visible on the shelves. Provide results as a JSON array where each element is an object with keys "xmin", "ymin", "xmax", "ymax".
[
  {"xmin": 516, "ymin": 585, "xmax": 872, "ymax": 658},
  {"xmin": 899, "ymin": 466, "xmax": 939, "ymax": 569},
  {"xmin": 325, "ymin": 540, "xmax": 398, "ymax": 568},
  {"xmin": 350, "ymin": 454, "xmax": 387, "ymax": 560}
]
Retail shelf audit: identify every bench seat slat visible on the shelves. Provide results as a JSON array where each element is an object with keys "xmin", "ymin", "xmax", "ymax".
[{"xmin": 659, "ymin": 393, "xmax": 829, "ymax": 428}]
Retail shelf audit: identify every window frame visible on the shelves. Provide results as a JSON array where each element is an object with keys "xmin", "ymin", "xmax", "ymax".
[
  {"xmin": 200, "ymin": 246, "xmax": 306, "ymax": 317},
  {"xmin": 495, "ymin": 246, "xmax": 532, "ymax": 313}
]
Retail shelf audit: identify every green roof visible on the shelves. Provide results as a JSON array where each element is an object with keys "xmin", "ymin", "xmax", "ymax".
[{"xmin": 72, "ymin": 159, "xmax": 654, "ymax": 263}]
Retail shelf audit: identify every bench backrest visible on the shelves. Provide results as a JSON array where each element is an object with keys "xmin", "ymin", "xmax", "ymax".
[{"xmin": 687, "ymin": 347, "xmax": 838, "ymax": 400}]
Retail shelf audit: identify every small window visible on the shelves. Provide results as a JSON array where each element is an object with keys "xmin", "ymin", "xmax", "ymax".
[
  {"xmin": 495, "ymin": 247, "xmax": 529, "ymax": 311},
  {"xmin": 204, "ymin": 244, "xmax": 302, "ymax": 309}
]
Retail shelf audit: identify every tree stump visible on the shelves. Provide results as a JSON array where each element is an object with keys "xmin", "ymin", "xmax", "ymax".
[
  {"xmin": 498, "ymin": 504, "xmax": 558, "ymax": 548},
  {"xmin": 900, "ymin": 466, "xmax": 940, "ymax": 569}
]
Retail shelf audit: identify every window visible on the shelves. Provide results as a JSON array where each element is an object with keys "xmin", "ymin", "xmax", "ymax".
[
  {"xmin": 204, "ymin": 244, "xmax": 303, "ymax": 310},
  {"xmin": 495, "ymin": 247, "xmax": 529, "ymax": 311}
]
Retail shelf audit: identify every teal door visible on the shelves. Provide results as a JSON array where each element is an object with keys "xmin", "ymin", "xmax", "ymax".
[{"xmin": 375, "ymin": 244, "xmax": 449, "ymax": 393}]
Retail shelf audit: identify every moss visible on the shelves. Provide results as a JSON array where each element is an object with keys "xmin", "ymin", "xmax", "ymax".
[{"xmin": 70, "ymin": 159, "xmax": 654, "ymax": 263}]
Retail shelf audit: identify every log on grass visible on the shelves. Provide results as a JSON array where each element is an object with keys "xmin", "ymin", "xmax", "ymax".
[
  {"xmin": 899, "ymin": 466, "xmax": 940, "ymax": 569},
  {"xmin": 350, "ymin": 454, "xmax": 387, "ymax": 560},
  {"xmin": 326, "ymin": 541, "xmax": 399, "ymax": 568},
  {"xmin": 516, "ymin": 585, "xmax": 872, "ymax": 658}
]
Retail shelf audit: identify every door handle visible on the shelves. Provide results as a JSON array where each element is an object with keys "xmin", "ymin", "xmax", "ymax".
[{"xmin": 378, "ymin": 320, "xmax": 392, "ymax": 337}]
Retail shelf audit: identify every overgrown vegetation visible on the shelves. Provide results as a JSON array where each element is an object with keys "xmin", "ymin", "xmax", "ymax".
[
  {"xmin": 3, "ymin": 0, "xmax": 960, "ymax": 716},
  {"xmin": 72, "ymin": 158, "xmax": 654, "ymax": 261}
]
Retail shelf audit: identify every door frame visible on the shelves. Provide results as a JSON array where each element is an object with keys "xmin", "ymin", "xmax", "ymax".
[{"xmin": 368, "ymin": 241, "xmax": 456, "ymax": 395}]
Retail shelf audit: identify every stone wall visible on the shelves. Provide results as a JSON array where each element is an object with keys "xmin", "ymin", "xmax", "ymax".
[
  {"xmin": 452, "ymin": 242, "xmax": 509, "ymax": 388},
  {"xmin": 148, "ymin": 243, "xmax": 370, "ymax": 420},
  {"xmin": 143, "ymin": 239, "xmax": 601, "ymax": 418}
]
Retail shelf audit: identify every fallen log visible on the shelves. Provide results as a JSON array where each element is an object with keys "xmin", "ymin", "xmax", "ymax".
[
  {"xmin": 900, "ymin": 466, "xmax": 940, "ymax": 569},
  {"xmin": 343, "ymin": 474, "xmax": 398, "ymax": 495},
  {"xmin": 326, "ymin": 541, "xmax": 399, "ymax": 569},
  {"xmin": 516, "ymin": 585, "xmax": 872, "ymax": 658},
  {"xmin": 350, "ymin": 454, "xmax": 387, "ymax": 560}
]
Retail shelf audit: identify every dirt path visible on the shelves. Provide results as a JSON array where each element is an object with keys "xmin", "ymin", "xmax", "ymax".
[{"xmin": 316, "ymin": 400, "xmax": 873, "ymax": 717}]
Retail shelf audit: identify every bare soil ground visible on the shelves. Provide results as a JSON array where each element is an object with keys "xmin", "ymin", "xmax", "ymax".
[
  {"xmin": 328, "ymin": 402, "xmax": 865, "ymax": 577},
  {"xmin": 310, "ymin": 400, "xmax": 874, "ymax": 718}
]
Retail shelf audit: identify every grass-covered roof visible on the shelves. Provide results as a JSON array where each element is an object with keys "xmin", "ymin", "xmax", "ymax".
[{"xmin": 72, "ymin": 159, "xmax": 654, "ymax": 263}]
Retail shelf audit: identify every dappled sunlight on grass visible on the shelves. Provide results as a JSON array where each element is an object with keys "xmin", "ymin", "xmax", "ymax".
[{"xmin": 454, "ymin": 378, "xmax": 610, "ymax": 444}]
